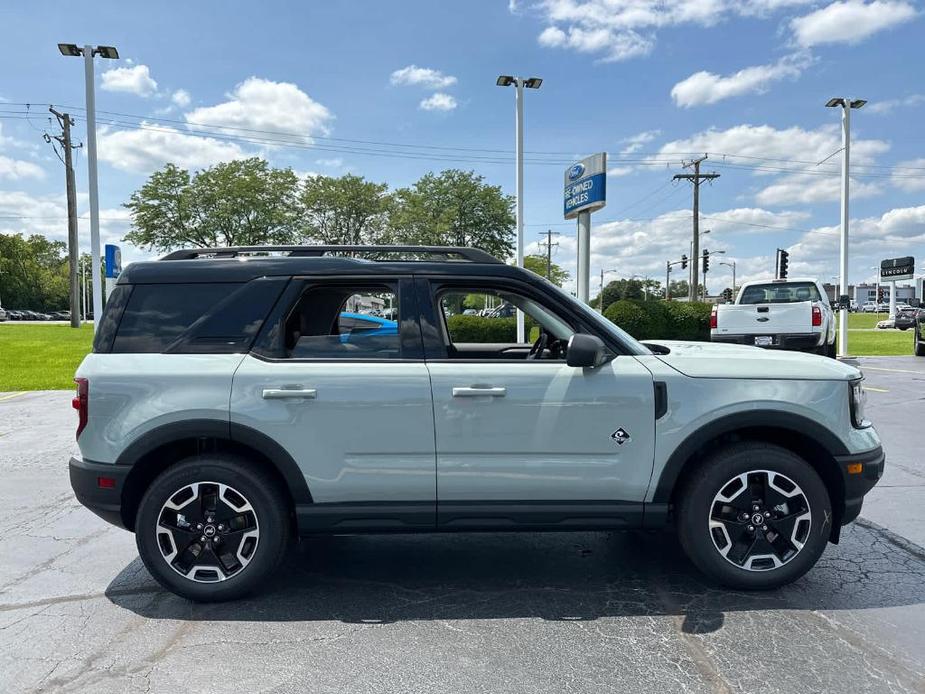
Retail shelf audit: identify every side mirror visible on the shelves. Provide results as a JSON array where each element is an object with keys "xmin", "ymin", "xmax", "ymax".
[{"xmin": 567, "ymin": 333, "xmax": 606, "ymax": 368}]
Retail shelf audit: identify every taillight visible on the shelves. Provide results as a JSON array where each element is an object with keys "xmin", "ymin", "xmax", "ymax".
[
  {"xmin": 710, "ymin": 305, "xmax": 718, "ymax": 329},
  {"xmin": 73, "ymin": 377, "xmax": 88, "ymax": 439},
  {"xmin": 812, "ymin": 305, "xmax": 822, "ymax": 327}
]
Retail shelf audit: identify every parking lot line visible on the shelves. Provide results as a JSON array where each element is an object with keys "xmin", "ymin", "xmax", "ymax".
[
  {"xmin": 863, "ymin": 386, "xmax": 890, "ymax": 393},
  {"xmin": 0, "ymin": 391, "xmax": 25, "ymax": 402},
  {"xmin": 862, "ymin": 366, "xmax": 925, "ymax": 375}
]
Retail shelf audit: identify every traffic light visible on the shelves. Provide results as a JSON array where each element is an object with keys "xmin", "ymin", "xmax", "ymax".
[
  {"xmin": 680, "ymin": 254, "xmax": 688, "ymax": 269},
  {"xmin": 877, "ymin": 287, "xmax": 884, "ymax": 302},
  {"xmin": 778, "ymin": 249, "xmax": 789, "ymax": 278},
  {"xmin": 723, "ymin": 287, "xmax": 733, "ymax": 302},
  {"xmin": 702, "ymin": 249, "xmax": 710, "ymax": 273}
]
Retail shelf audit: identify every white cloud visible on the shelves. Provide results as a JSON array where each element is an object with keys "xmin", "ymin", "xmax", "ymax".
[
  {"xmin": 315, "ymin": 157, "xmax": 343, "ymax": 167},
  {"xmin": 654, "ymin": 123, "xmax": 890, "ymax": 205},
  {"xmin": 171, "ymin": 89, "xmax": 191, "ymax": 108},
  {"xmin": 100, "ymin": 64, "xmax": 159, "ymax": 97},
  {"xmin": 608, "ymin": 166, "xmax": 633, "ymax": 177},
  {"xmin": 390, "ymin": 65, "xmax": 457, "ymax": 90},
  {"xmin": 532, "ymin": 0, "xmax": 814, "ymax": 61},
  {"xmin": 867, "ymin": 94, "xmax": 925, "ymax": 114},
  {"xmin": 786, "ymin": 205, "xmax": 925, "ymax": 282},
  {"xmin": 619, "ymin": 129, "xmax": 660, "ymax": 154},
  {"xmin": 185, "ymin": 77, "xmax": 333, "ymax": 142},
  {"xmin": 791, "ymin": 0, "xmax": 917, "ymax": 47},
  {"xmin": 419, "ymin": 92, "xmax": 457, "ymax": 111},
  {"xmin": 0, "ymin": 155, "xmax": 44, "ymax": 181},
  {"xmin": 671, "ymin": 53, "xmax": 810, "ymax": 107},
  {"xmin": 97, "ymin": 122, "xmax": 248, "ymax": 173},
  {"xmin": 890, "ymin": 158, "xmax": 925, "ymax": 192}
]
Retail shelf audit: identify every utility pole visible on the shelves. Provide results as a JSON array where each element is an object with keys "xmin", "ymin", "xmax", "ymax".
[
  {"xmin": 538, "ymin": 229, "xmax": 559, "ymax": 280},
  {"xmin": 674, "ymin": 156, "xmax": 719, "ymax": 302},
  {"xmin": 46, "ymin": 107, "xmax": 82, "ymax": 328}
]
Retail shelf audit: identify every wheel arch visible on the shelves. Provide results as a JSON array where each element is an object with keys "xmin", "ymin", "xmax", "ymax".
[
  {"xmin": 116, "ymin": 419, "xmax": 312, "ymax": 531},
  {"xmin": 652, "ymin": 410, "xmax": 849, "ymax": 540}
]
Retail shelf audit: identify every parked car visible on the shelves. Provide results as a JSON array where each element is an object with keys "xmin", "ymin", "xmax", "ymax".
[
  {"xmin": 337, "ymin": 311, "xmax": 398, "ymax": 344},
  {"xmin": 894, "ymin": 308, "xmax": 916, "ymax": 331},
  {"xmin": 861, "ymin": 302, "xmax": 877, "ymax": 313},
  {"xmin": 5, "ymin": 309, "xmax": 22, "ymax": 320},
  {"xmin": 70, "ymin": 244, "xmax": 883, "ymax": 601},
  {"xmin": 50, "ymin": 310, "xmax": 71, "ymax": 320},
  {"xmin": 0, "ymin": 307, "xmax": 6, "ymax": 322},
  {"xmin": 711, "ymin": 278, "xmax": 836, "ymax": 357}
]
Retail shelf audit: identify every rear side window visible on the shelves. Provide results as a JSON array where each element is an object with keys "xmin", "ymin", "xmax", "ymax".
[
  {"xmin": 112, "ymin": 283, "xmax": 239, "ymax": 353},
  {"xmin": 739, "ymin": 282, "xmax": 822, "ymax": 305}
]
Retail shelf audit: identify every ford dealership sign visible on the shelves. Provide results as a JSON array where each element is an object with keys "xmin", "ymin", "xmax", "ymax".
[{"xmin": 564, "ymin": 153, "xmax": 607, "ymax": 219}]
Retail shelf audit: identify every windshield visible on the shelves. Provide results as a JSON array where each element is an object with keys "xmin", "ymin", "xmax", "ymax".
[
  {"xmin": 739, "ymin": 282, "xmax": 822, "ymax": 305},
  {"xmin": 538, "ymin": 277, "xmax": 649, "ymax": 355}
]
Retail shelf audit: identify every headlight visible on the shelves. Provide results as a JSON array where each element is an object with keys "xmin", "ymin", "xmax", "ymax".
[{"xmin": 849, "ymin": 379, "xmax": 869, "ymax": 429}]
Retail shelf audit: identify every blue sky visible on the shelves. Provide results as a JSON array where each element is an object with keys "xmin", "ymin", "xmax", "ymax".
[{"xmin": 1, "ymin": 0, "xmax": 924, "ymax": 294}]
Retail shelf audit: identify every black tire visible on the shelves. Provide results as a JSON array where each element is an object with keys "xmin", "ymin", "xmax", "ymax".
[
  {"xmin": 914, "ymin": 332, "xmax": 925, "ymax": 356},
  {"xmin": 825, "ymin": 341, "xmax": 837, "ymax": 359},
  {"xmin": 676, "ymin": 442, "xmax": 831, "ymax": 590},
  {"xmin": 135, "ymin": 454, "xmax": 291, "ymax": 602}
]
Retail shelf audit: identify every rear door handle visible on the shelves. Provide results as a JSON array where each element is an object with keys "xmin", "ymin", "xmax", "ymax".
[
  {"xmin": 452, "ymin": 386, "xmax": 507, "ymax": 397},
  {"xmin": 262, "ymin": 388, "xmax": 317, "ymax": 400}
]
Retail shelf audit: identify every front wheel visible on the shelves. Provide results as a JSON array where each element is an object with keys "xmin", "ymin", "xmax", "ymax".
[
  {"xmin": 676, "ymin": 443, "xmax": 831, "ymax": 590},
  {"xmin": 914, "ymin": 333, "xmax": 925, "ymax": 356},
  {"xmin": 135, "ymin": 455, "xmax": 291, "ymax": 602}
]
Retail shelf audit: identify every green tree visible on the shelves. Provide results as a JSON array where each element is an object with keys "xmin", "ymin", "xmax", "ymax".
[
  {"xmin": 523, "ymin": 254, "xmax": 570, "ymax": 287},
  {"xmin": 669, "ymin": 279, "xmax": 690, "ymax": 299},
  {"xmin": 0, "ymin": 233, "xmax": 70, "ymax": 311},
  {"xmin": 299, "ymin": 174, "xmax": 392, "ymax": 245},
  {"xmin": 594, "ymin": 278, "xmax": 645, "ymax": 311},
  {"xmin": 124, "ymin": 158, "xmax": 301, "ymax": 252},
  {"xmin": 388, "ymin": 170, "xmax": 515, "ymax": 259}
]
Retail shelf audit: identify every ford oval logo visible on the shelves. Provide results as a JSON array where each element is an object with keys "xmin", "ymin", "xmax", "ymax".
[{"xmin": 567, "ymin": 163, "xmax": 585, "ymax": 181}]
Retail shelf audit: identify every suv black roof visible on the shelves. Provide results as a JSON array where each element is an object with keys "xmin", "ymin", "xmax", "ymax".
[{"xmin": 119, "ymin": 245, "xmax": 527, "ymax": 284}]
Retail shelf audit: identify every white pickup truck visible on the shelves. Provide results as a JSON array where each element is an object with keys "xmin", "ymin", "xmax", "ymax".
[{"xmin": 711, "ymin": 278, "xmax": 836, "ymax": 357}]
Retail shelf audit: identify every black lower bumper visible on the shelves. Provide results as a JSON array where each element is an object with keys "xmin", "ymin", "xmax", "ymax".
[
  {"xmin": 69, "ymin": 456, "xmax": 130, "ymax": 529},
  {"xmin": 835, "ymin": 445, "xmax": 885, "ymax": 527},
  {"xmin": 712, "ymin": 333, "xmax": 823, "ymax": 351}
]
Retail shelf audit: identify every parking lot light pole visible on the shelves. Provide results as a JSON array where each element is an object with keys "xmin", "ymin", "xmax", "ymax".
[
  {"xmin": 497, "ymin": 75, "xmax": 542, "ymax": 343},
  {"xmin": 719, "ymin": 259, "xmax": 736, "ymax": 297},
  {"xmin": 58, "ymin": 43, "xmax": 119, "ymax": 332},
  {"xmin": 826, "ymin": 96, "xmax": 866, "ymax": 357}
]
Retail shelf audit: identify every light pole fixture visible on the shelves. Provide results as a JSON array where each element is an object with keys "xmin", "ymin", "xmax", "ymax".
[
  {"xmin": 826, "ymin": 96, "xmax": 866, "ymax": 357},
  {"xmin": 598, "ymin": 268, "xmax": 618, "ymax": 312},
  {"xmin": 497, "ymin": 74, "xmax": 542, "ymax": 342},
  {"xmin": 719, "ymin": 259, "xmax": 736, "ymax": 298},
  {"xmin": 58, "ymin": 43, "xmax": 120, "ymax": 332}
]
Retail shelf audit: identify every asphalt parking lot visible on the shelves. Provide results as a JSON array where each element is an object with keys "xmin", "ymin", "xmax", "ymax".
[{"xmin": 1, "ymin": 357, "xmax": 924, "ymax": 693}]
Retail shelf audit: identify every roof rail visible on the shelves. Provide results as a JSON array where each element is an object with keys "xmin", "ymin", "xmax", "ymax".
[{"xmin": 160, "ymin": 245, "xmax": 502, "ymax": 264}]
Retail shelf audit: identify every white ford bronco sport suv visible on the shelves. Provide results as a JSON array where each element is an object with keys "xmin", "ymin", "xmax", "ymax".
[{"xmin": 69, "ymin": 245, "xmax": 883, "ymax": 601}]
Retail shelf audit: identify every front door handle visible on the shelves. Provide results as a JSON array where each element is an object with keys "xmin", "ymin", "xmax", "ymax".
[
  {"xmin": 262, "ymin": 388, "xmax": 317, "ymax": 400},
  {"xmin": 452, "ymin": 386, "xmax": 507, "ymax": 398}
]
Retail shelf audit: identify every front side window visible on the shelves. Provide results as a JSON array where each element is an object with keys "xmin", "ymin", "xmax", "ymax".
[
  {"xmin": 437, "ymin": 288, "xmax": 575, "ymax": 360},
  {"xmin": 283, "ymin": 284, "xmax": 400, "ymax": 359}
]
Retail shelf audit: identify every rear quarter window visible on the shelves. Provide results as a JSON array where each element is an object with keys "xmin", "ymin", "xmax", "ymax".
[{"xmin": 112, "ymin": 283, "xmax": 241, "ymax": 353}]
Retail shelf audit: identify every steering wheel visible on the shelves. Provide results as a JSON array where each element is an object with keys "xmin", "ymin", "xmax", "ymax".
[{"xmin": 527, "ymin": 331, "xmax": 549, "ymax": 360}]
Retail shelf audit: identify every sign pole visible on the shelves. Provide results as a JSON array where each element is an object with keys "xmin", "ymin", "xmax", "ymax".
[
  {"xmin": 577, "ymin": 212, "xmax": 591, "ymax": 303},
  {"xmin": 889, "ymin": 280, "xmax": 897, "ymax": 319}
]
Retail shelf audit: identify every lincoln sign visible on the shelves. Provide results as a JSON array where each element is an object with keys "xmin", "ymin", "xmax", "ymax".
[{"xmin": 881, "ymin": 256, "xmax": 914, "ymax": 282}]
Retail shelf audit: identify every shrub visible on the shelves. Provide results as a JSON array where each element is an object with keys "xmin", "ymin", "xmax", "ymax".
[
  {"xmin": 445, "ymin": 315, "xmax": 516, "ymax": 343},
  {"xmin": 605, "ymin": 300, "xmax": 712, "ymax": 342}
]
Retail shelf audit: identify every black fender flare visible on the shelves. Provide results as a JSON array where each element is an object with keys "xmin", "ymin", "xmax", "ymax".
[
  {"xmin": 114, "ymin": 418, "xmax": 312, "ymax": 504},
  {"xmin": 650, "ymin": 410, "xmax": 849, "ymax": 503}
]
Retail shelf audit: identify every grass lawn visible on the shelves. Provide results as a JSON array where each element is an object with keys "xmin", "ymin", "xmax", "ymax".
[
  {"xmin": 847, "ymin": 312, "xmax": 892, "ymax": 329},
  {"xmin": 0, "ymin": 323, "xmax": 93, "ymax": 391},
  {"xmin": 841, "ymin": 328, "xmax": 913, "ymax": 356}
]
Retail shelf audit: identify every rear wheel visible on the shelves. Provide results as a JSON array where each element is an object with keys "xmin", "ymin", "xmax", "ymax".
[
  {"xmin": 677, "ymin": 443, "xmax": 831, "ymax": 590},
  {"xmin": 135, "ymin": 454, "xmax": 290, "ymax": 601},
  {"xmin": 915, "ymin": 330, "xmax": 925, "ymax": 356}
]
